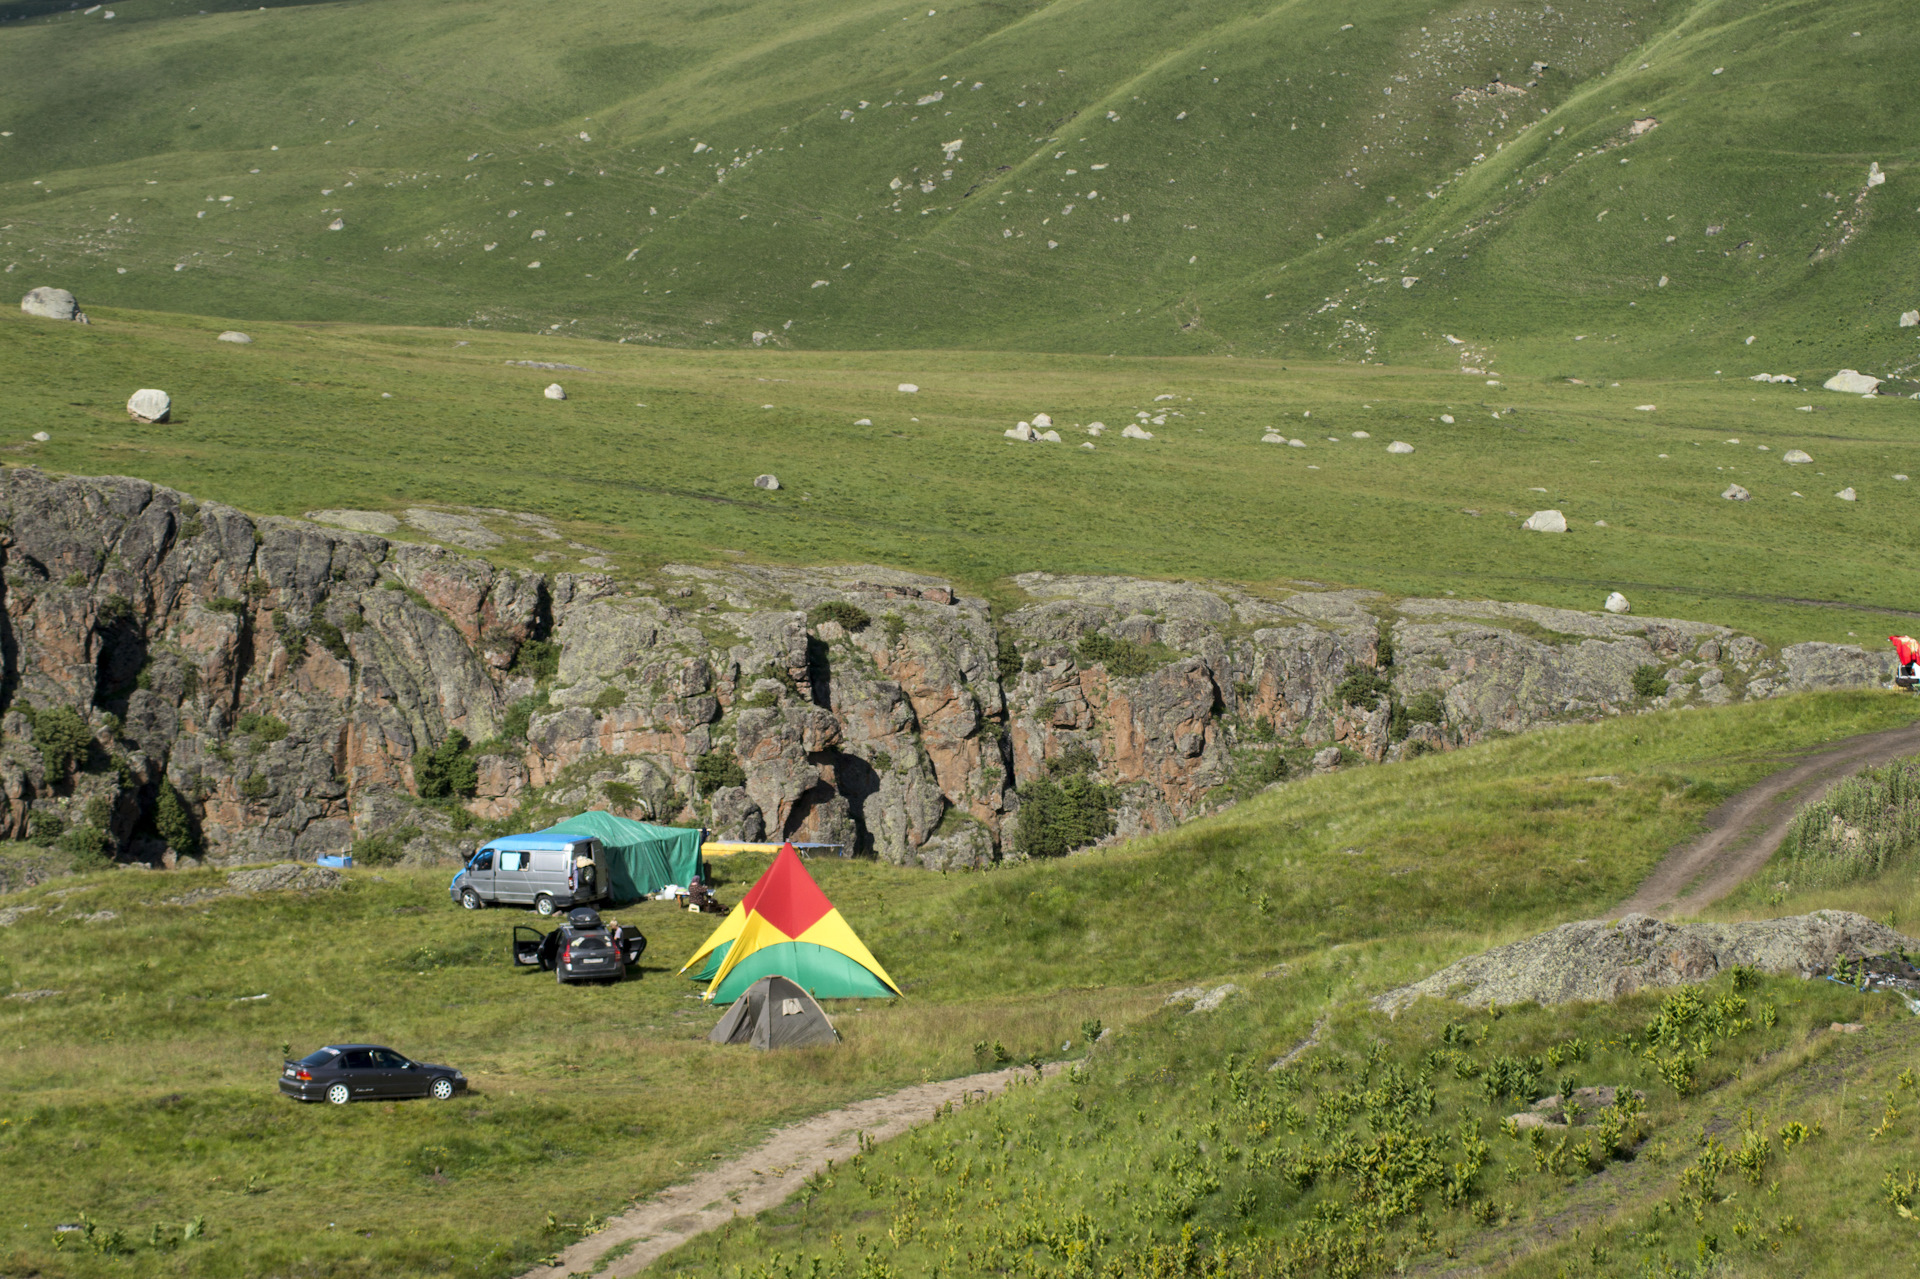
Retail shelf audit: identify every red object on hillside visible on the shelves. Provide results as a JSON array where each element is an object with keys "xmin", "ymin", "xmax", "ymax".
[{"xmin": 1892, "ymin": 636, "xmax": 1920, "ymax": 689}]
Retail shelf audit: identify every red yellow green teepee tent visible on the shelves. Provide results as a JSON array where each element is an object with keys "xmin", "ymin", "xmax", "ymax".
[{"xmin": 681, "ymin": 843, "xmax": 900, "ymax": 1004}]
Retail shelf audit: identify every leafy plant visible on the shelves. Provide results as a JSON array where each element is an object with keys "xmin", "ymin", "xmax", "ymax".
[
  {"xmin": 413, "ymin": 731, "xmax": 478, "ymax": 800},
  {"xmin": 1075, "ymin": 631, "xmax": 1158, "ymax": 678},
  {"xmin": 589, "ymin": 684, "xmax": 627, "ymax": 713},
  {"xmin": 235, "ymin": 712, "xmax": 289, "ymax": 743},
  {"xmin": 154, "ymin": 779, "xmax": 200, "ymax": 858},
  {"xmin": 1012, "ymin": 772, "xmax": 1114, "ymax": 857},
  {"xmin": 31, "ymin": 705, "xmax": 95, "ymax": 778},
  {"xmin": 1632, "ymin": 665, "xmax": 1668, "ymax": 698},
  {"xmin": 694, "ymin": 747, "xmax": 746, "ymax": 797},
  {"xmin": 1337, "ymin": 662, "xmax": 1393, "ymax": 709},
  {"xmin": 509, "ymin": 638, "xmax": 560, "ymax": 681},
  {"xmin": 807, "ymin": 600, "xmax": 871, "ymax": 632},
  {"xmin": 239, "ymin": 773, "xmax": 270, "ymax": 801}
]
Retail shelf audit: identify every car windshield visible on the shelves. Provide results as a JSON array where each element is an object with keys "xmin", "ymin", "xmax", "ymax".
[{"xmin": 298, "ymin": 1047, "xmax": 342, "ymax": 1067}]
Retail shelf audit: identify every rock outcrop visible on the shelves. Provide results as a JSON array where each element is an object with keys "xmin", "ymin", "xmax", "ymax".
[
  {"xmin": 0, "ymin": 471, "xmax": 1897, "ymax": 871},
  {"xmin": 1374, "ymin": 911, "xmax": 1915, "ymax": 1013},
  {"xmin": 20, "ymin": 287, "xmax": 87, "ymax": 323}
]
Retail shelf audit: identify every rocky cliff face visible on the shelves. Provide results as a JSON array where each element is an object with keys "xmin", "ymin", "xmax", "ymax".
[{"xmin": 0, "ymin": 470, "xmax": 1894, "ymax": 869}]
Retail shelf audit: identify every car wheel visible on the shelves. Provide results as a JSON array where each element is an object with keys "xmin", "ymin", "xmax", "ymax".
[
  {"xmin": 327, "ymin": 1083, "xmax": 351, "ymax": 1106},
  {"xmin": 430, "ymin": 1078, "xmax": 455, "ymax": 1100},
  {"xmin": 461, "ymin": 888, "xmax": 484, "ymax": 911},
  {"xmin": 534, "ymin": 894, "xmax": 557, "ymax": 917}
]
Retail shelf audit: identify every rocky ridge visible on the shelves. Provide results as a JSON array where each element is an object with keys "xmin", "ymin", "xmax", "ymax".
[{"xmin": 0, "ymin": 470, "xmax": 1895, "ymax": 870}]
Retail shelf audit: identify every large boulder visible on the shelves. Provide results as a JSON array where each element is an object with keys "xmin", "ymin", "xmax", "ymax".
[
  {"xmin": 1521, "ymin": 510, "xmax": 1567, "ymax": 533},
  {"xmin": 1375, "ymin": 911, "xmax": 1913, "ymax": 1013},
  {"xmin": 126, "ymin": 389, "xmax": 171, "ymax": 423},
  {"xmin": 1824, "ymin": 369, "xmax": 1881, "ymax": 394},
  {"xmin": 20, "ymin": 287, "xmax": 86, "ymax": 323}
]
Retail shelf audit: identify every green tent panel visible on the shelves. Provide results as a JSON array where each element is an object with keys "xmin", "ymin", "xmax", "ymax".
[
  {"xmin": 540, "ymin": 811, "xmax": 703, "ymax": 903},
  {"xmin": 709, "ymin": 941, "xmax": 894, "ymax": 1005}
]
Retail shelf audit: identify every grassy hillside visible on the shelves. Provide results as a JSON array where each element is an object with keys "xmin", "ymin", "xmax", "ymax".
[
  {"xmin": 1, "ymin": 0, "xmax": 1915, "ymax": 375},
  {"xmin": 6, "ymin": 308, "xmax": 1920, "ymax": 645},
  {"xmin": 1, "ymin": 690, "xmax": 1914, "ymax": 1277}
]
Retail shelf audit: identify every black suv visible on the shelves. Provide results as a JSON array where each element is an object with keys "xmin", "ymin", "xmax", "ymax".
[{"xmin": 513, "ymin": 907, "xmax": 646, "ymax": 984}]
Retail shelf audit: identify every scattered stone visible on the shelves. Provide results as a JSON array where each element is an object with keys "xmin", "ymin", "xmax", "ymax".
[
  {"xmin": 544, "ymin": 383, "xmax": 567, "ymax": 400},
  {"xmin": 0, "ymin": 905, "xmax": 42, "ymax": 927},
  {"xmin": 1032, "ymin": 413, "xmax": 1053, "ymax": 428},
  {"xmin": 216, "ymin": 331, "xmax": 252, "ymax": 344},
  {"xmin": 1005, "ymin": 422, "xmax": 1035, "ymax": 441},
  {"xmin": 126, "ymin": 389, "xmax": 171, "ymax": 423},
  {"xmin": 853, "ymin": 418, "xmax": 872, "ymax": 426},
  {"xmin": 305, "ymin": 509, "xmax": 399, "ymax": 535},
  {"xmin": 1836, "ymin": 487, "xmax": 1857, "ymax": 502},
  {"xmin": 1081, "ymin": 442, "xmax": 1095, "ymax": 450},
  {"xmin": 506, "ymin": 360, "xmax": 589, "ymax": 371},
  {"xmin": 1439, "ymin": 414, "xmax": 1455, "ymax": 424},
  {"xmin": 1037, "ymin": 430, "xmax": 1061, "ymax": 443},
  {"xmin": 1594, "ymin": 520, "xmax": 1608, "ymax": 528},
  {"xmin": 328, "ymin": 218, "xmax": 345, "ymax": 231},
  {"xmin": 1722, "ymin": 484, "xmax": 1750, "ymax": 501},
  {"xmin": 1749, "ymin": 373, "xmax": 1796, "ymax": 383},
  {"xmin": 1521, "ymin": 510, "xmax": 1567, "ymax": 533},
  {"xmin": 751, "ymin": 331, "xmax": 767, "ymax": 346},
  {"xmin": 31, "ymin": 431, "xmax": 49, "ymax": 443},
  {"xmin": 897, "ymin": 383, "xmax": 919, "ymax": 393},
  {"xmin": 1165, "ymin": 982, "xmax": 1239, "ymax": 1012},
  {"xmin": 20, "ymin": 286, "xmax": 86, "ymax": 323},
  {"xmin": 1261, "ymin": 432, "xmax": 1287, "ymax": 444},
  {"xmin": 1288, "ymin": 438, "xmax": 1307, "ymax": 448},
  {"xmin": 1386, "ymin": 441, "xmax": 1414, "ymax": 454},
  {"xmin": 1375, "ymin": 910, "xmax": 1913, "ymax": 1013},
  {"xmin": 1086, "ymin": 421, "xmax": 1106, "ymax": 435},
  {"xmin": 754, "ymin": 474, "xmax": 780, "ymax": 490},
  {"xmin": 1164, "ymin": 985, "xmax": 1207, "ymax": 1006},
  {"xmin": 1634, "ymin": 404, "xmax": 1656, "ymax": 412},
  {"xmin": 1604, "ymin": 592, "xmax": 1631, "ymax": 614},
  {"xmin": 1351, "ymin": 431, "xmax": 1370, "ymax": 439},
  {"xmin": 1902, "ymin": 311, "xmax": 1919, "ymax": 328},
  {"xmin": 5, "ymin": 989, "xmax": 61, "ymax": 1001},
  {"xmin": 1311, "ymin": 746, "xmax": 1342, "ymax": 772},
  {"xmin": 1783, "ymin": 449, "xmax": 1812, "ymax": 465},
  {"xmin": 1824, "ymin": 369, "xmax": 1881, "ymax": 394},
  {"xmin": 1121, "ymin": 424, "xmax": 1153, "ymax": 440}
]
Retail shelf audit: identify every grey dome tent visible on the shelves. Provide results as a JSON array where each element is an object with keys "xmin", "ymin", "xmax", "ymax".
[{"xmin": 707, "ymin": 975, "xmax": 839, "ymax": 1050}]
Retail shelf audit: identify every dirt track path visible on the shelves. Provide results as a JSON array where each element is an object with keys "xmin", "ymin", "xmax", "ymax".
[
  {"xmin": 1613, "ymin": 718, "xmax": 1920, "ymax": 918},
  {"xmin": 524, "ymin": 1062, "xmax": 1059, "ymax": 1279}
]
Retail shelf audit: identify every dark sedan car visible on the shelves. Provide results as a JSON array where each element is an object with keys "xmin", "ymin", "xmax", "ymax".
[{"xmin": 279, "ymin": 1044, "xmax": 467, "ymax": 1105}]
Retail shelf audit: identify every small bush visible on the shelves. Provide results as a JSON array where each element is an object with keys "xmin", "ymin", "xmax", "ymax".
[
  {"xmin": 509, "ymin": 639, "xmax": 561, "ymax": 681},
  {"xmin": 308, "ymin": 617, "xmax": 350, "ymax": 661},
  {"xmin": 883, "ymin": 613, "xmax": 907, "ymax": 645},
  {"xmin": 83, "ymin": 793, "xmax": 113, "ymax": 829},
  {"xmin": 601, "ymin": 779, "xmax": 638, "ymax": 810},
  {"xmin": 482, "ymin": 692, "xmax": 547, "ymax": 755},
  {"xmin": 694, "ymin": 748, "xmax": 746, "ymax": 797},
  {"xmin": 58, "ymin": 823, "xmax": 111, "ymax": 869},
  {"xmin": 28, "ymin": 811, "xmax": 66, "ymax": 845},
  {"xmin": 757, "ymin": 662, "xmax": 801, "ymax": 695},
  {"xmin": 352, "ymin": 830, "xmax": 416, "ymax": 866},
  {"xmin": 31, "ymin": 705, "xmax": 95, "ymax": 777},
  {"xmin": 1232, "ymin": 748, "xmax": 1290, "ymax": 797},
  {"xmin": 98, "ymin": 594, "xmax": 133, "ymax": 626},
  {"xmin": 994, "ymin": 624, "xmax": 1022, "ymax": 681},
  {"xmin": 205, "ymin": 597, "xmax": 246, "ymax": 616},
  {"xmin": 413, "ymin": 732, "xmax": 478, "ymax": 800},
  {"xmin": 1336, "ymin": 663, "xmax": 1393, "ymax": 709},
  {"xmin": 1075, "ymin": 631, "xmax": 1158, "ymax": 678},
  {"xmin": 1781, "ymin": 755, "xmax": 1920, "ymax": 885},
  {"xmin": 1632, "ymin": 664, "xmax": 1668, "ymax": 698},
  {"xmin": 1373, "ymin": 620, "xmax": 1395, "ymax": 669},
  {"xmin": 589, "ymin": 684, "xmax": 627, "ymax": 713},
  {"xmin": 1046, "ymin": 744, "xmax": 1100, "ymax": 777},
  {"xmin": 235, "ymin": 712, "xmax": 289, "ymax": 743},
  {"xmin": 154, "ymin": 779, "xmax": 200, "ymax": 858},
  {"xmin": 1013, "ymin": 773, "xmax": 1115, "ymax": 858},
  {"xmin": 807, "ymin": 600, "xmax": 871, "ymax": 633},
  {"xmin": 1246, "ymin": 715, "xmax": 1276, "ymax": 743},
  {"xmin": 239, "ymin": 773, "xmax": 270, "ymax": 801}
]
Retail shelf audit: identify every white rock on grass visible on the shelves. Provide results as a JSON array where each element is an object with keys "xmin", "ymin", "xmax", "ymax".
[
  {"xmin": 1004, "ymin": 422, "xmax": 1035, "ymax": 441},
  {"xmin": 1635, "ymin": 404, "xmax": 1657, "ymax": 412},
  {"xmin": 1439, "ymin": 414, "xmax": 1455, "ymax": 424},
  {"xmin": 20, "ymin": 286, "xmax": 86, "ymax": 323},
  {"xmin": 1351, "ymin": 430, "xmax": 1370, "ymax": 439},
  {"xmin": 1081, "ymin": 442, "xmax": 1095, "ymax": 450},
  {"xmin": 897, "ymin": 383, "xmax": 919, "ymax": 393},
  {"xmin": 1749, "ymin": 373, "xmax": 1796, "ymax": 383},
  {"xmin": 217, "ymin": 331, "xmax": 252, "ymax": 344},
  {"xmin": 1604, "ymin": 591, "xmax": 1631, "ymax": 614},
  {"xmin": 1032, "ymin": 412, "xmax": 1053, "ymax": 428},
  {"xmin": 126, "ymin": 389, "xmax": 171, "ymax": 423},
  {"xmin": 544, "ymin": 383, "xmax": 566, "ymax": 400},
  {"xmin": 853, "ymin": 418, "xmax": 871, "ymax": 425},
  {"xmin": 1261, "ymin": 432, "xmax": 1286, "ymax": 444},
  {"xmin": 31, "ymin": 431, "xmax": 50, "ymax": 443},
  {"xmin": 1386, "ymin": 441, "xmax": 1414, "ymax": 454},
  {"xmin": 1824, "ymin": 369, "xmax": 1881, "ymax": 394},
  {"xmin": 1086, "ymin": 421, "xmax": 1106, "ymax": 435},
  {"xmin": 754, "ymin": 474, "xmax": 781, "ymax": 490},
  {"xmin": 1521, "ymin": 509, "xmax": 1568, "ymax": 533},
  {"xmin": 1783, "ymin": 449, "xmax": 1813, "ymax": 465},
  {"xmin": 1836, "ymin": 487, "xmax": 1857, "ymax": 502},
  {"xmin": 1722, "ymin": 484, "xmax": 1750, "ymax": 501},
  {"xmin": 1288, "ymin": 438, "xmax": 1307, "ymax": 448},
  {"xmin": 1037, "ymin": 429, "xmax": 1061, "ymax": 443},
  {"xmin": 1121, "ymin": 424, "xmax": 1153, "ymax": 440},
  {"xmin": 306, "ymin": 509, "xmax": 400, "ymax": 535},
  {"xmin": 1902, "ymin": 311, "xmax": 1920, "ymax": 328},
  {"xmin": 328, "ymin": 218, "xmax": 345, "ymax": 231}
]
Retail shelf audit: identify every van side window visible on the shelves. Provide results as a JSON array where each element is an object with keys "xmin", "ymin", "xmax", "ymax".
[
  {"xmin": 472, "ymin": 850, "xmax": 494, "ymax": 871},
  {"xmin": 498, "ymin": 850, "xmax": 526, "ymax": 871}
]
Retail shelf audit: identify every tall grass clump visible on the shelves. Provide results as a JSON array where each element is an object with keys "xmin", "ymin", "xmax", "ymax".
[{"xmin": 1780, "ymin": 756, "xmax": 1920, "ymax": 887}]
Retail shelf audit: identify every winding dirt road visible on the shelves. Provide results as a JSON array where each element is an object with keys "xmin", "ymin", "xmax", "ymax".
[
  {"xmin": 1613, "ymin": 718, "xmax": 1920, "ymax": 918},
  {"xmin": 523, "ymin": 1061, "xmax": 1060, "ymax": 1279}
]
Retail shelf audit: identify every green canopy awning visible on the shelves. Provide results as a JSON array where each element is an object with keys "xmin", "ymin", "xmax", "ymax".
[{"xmin": 539, "ymin": 811, "xmax": 703, "ymax": 903}]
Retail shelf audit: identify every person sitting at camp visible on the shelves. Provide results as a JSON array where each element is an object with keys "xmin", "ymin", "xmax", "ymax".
[{"xmin": 686, "ymin": 876, "xmax": 723, "ymax": 913}]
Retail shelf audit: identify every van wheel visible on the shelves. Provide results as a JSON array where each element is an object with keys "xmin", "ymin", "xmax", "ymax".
[
  {"xmin": 534, "ymin": 895, "xmax": 557, "ymax": 917},
  {"xmin": 460, "ymin": 889, "xmax": 483, "ymax": 911}
]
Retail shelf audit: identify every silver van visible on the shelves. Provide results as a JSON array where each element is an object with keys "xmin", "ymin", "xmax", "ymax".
[{"xmin": 449, "ymin": 835, "xmax": 609, "ymax": 915}]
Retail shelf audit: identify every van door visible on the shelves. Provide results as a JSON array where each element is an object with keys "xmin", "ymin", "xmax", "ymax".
[
  {"xmin": 495, "ymin": 849, "xmax": 531, "ymax": 903},
  {"xmin": 527, "ymin": 849, "xmax": 566, "ymax": 904},
  {"xmin": 466, "ymin": 849, "xmax": 496, "ymax": 901}
]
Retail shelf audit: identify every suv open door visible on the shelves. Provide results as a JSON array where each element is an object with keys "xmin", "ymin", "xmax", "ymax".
[{"xmin": 512, "ymin": 925, "xmax": 551, "ymax": 968}]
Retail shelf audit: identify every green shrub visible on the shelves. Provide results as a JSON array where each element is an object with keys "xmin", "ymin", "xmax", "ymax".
[
  {"xmin": 1336, "ymin": 663, "xmax": 1393, "ymax": 709},
  {"xmin": 693, "ymin": 748, "xmax": 746, "ymax": 797},
  {"xmin": 31, "ymin": 705, "xmax": 95, "ymax": 777},
  {"xmin": 351, "ymin": 829, "xmax": 417, "ymax": 866},
  {"xmin": 205, "ymin": 597, "xmax": 246, "ymax": 616},
  {"xmin": 757, "ymin": 662, "xmax": 801, "ymax": 695},
  {"xmin": 307, "ymin": 617, "xmax": 350, "ymax": 661},
  {"xmin": 239, "ymin": 773, "xmax": 270, "ymax": 801},
  {"xmin": 1075, "ymin": 631, "xmax": 1158, "ymax": 678},
  {"xmin": 509, "ymin": 639, "xmax": 560, "ymax": 681},
  {"xmin": 601, "ymin": 780, "xmax": 638, "ymax": 810},
  {"xmin": 154, "ymin": 779, "xmax": 200, "ymax": 858},
  {"xmin": 413, "ymin": 731, "xmax": 478, "ymax": 800},
  {"xmin": 84, "ymin": 793, "xmax": 113, "ymax": 829},
  {"xmin": 98, "ymin": 594, "xmax": 133, "ymax": 626},
  {"xmin": 1374, "ymin": 620, "xmax": 1395, "ymax": 669},
  {"xmin": 1013, "ymin": 772, "xmax": 1115, "ymax": 858},
  {"xmin": 589, "ymin": 684, "xmax": 627, "ymax": 713},
  {"xmin": 884, "ymin": 613, "xmax": 907, "ymax": 645},
  {"xmin": 1632, "ymin": 665, "xmax": 1668, "ymax": 698},
  {"xmin": 1246, "ymin": 715, "xmax": 1277, "ymax": 743},
  {"xmin": 1046, "ymin": 744, "xmax": 1100, "ymax": 777},
  {"xmin": 1780, "ymin": 755, "xmax": 1920, "ymax": 886},
  {"xmin": 58, "ymin": 823, "xmax": 111, "ymax": 869},
  {"xmin": 482, "ymin": 692, "xmax": 547, "ymax": 755},
  {"xmin": 235, "ymin": 712, "xmax": 289, "ymax": 743},
  {"xmin": 1232, "ymin": 748, "xmax": 1290, "ymax": 798},
  {"xmin": 807, "ymin": 600, "xmax": 871, "ymax": 632},
  {"xmin": 28, "ymin": 810, "xmax": 66, "ymax": 845},
  {"xmin": 1403, "ymin": 689, "xmax": 1445, "ymax": 726}
]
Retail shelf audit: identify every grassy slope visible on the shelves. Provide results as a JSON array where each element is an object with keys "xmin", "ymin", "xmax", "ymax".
[
  {"xmin": 0, "ymin": 0, "xmax": 1914, "ymax": 376},
  {"xmin": 6, "ymin": 308, "xmax": 1920, "ymax": 646},
  {"xmin": 2, "ymin": 690, "xmax": 1915, "ymax": 1277}
]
